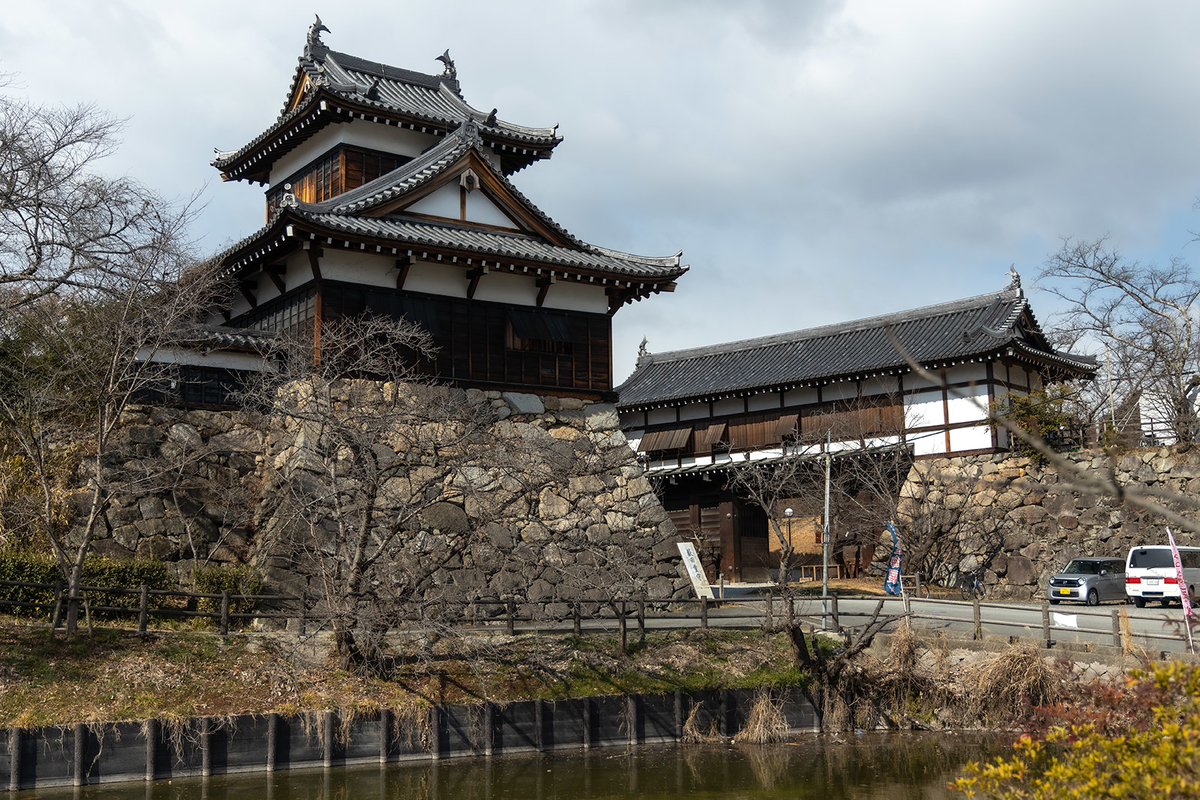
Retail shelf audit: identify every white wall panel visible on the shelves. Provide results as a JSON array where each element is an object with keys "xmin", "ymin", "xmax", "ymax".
[
  {"xmin": 404, "ymin": 261, "xmax": 467, "ymax": 297},
  {"xmin": 541, "ymin": 281, "xmax": 609, "ymax": 314},
  {"xmin": 679, "ymin": 403, "xmax": 710, "ymax": 421},
  {"xmin": 268, "ymin": 122, "xmax": 435, "ymax": 187},
  {"xmin": 714, "ymin": 398, "xmax": 744, "ymax": 416},
  {"xmin": 950, "ymin": 425, "xmax": 993, "ymax": 452},
  {"xmin": 407, "ymin": 183, "xmax": 460, "ymax": 219},
  {"xmin": 952, "ymin": 363, "xmax": 988, "ymax": 384},
  {"xmin": 748, "ymin": 392, "xmax": 781, "ymax": 412},
  {"xmin": 912, "ymin": 429, "xmax": 947, "ymax": 456},
  {"xmin": 473, "ymin": 272, "xmax": 537, "ymax": 305},
  {"xmin": 905, "ymin": 390, "xmax": 944, "ymax": 428},
  {"xmin": 824, "ymin": 381, "xmax": 857, "ymax": 402},
  {"xmin": 946, "ymin": 386, "xmax": 989, "ymax": 424},
  {"xmin": 784, "ymin": 387, "xmax": 819, "ymax": 406},
  {"xmin": 467, "ymin": 191, "xmax": 521, "ymax": 229},
  {"xmin": 648, "ymin": 408, "xmax": 677, "ymax": 425}
]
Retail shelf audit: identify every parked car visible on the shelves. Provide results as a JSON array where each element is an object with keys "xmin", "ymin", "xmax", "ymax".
[
  {"xmin": 1125, "ymin": 545, "xmax": 1200, "ymax": 608},
  {"xmin": 1047, "ymin": 558, "xmax": 1126, "ymax": 605}
]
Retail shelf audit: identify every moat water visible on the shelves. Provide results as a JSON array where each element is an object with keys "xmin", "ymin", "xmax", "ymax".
[{"xmin": 21, "ymin": 732, "xmax": 1002, "ymax": 799}]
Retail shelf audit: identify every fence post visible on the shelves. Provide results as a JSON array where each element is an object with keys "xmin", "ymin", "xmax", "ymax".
[
  {"xmin": 1042, "ymin": 601, "xmax": 1052, "ymax": 647},
  {"xmin": 138, "ymin": 586, "xmax": 149, "ymax": 636},
  {"xmin": 51, "ymin": 581, "xmax": 64, "ymax": 630},
  {"xmin": 144, "ymin": 718, "xmax": 157, "ymax": 782},
  {"xmin": 9, "ymin": 727, "xmax": 21, "ymax": 791},
  {"xmin": 765, "ymin": 592, "xmax": 773, "ymax": 630},
  {"xmin": 637, "ymin": 598, "xmax": 645, "ymax": 644},
  {"xmin": 830, "ymin": 594, "xmax": 841, "ymax": 633},
  {"xmin": 1112, "ymin": 608, "xmax": 1122, "ymax": 648},
  {"xmin": 573, "ymin": 602, "xmax": 582, "ymax": 636},
  {"xmin": 266, "ymin": 713, "xmax": 278, "ymax": 772},
  {"xmin": 200, "ymin": 717, "xmax": 212, "ymax": 778},
  {"xmin": 379, "ymin": 708, "xmax": 391, "ymax": 764},
  {"xmin": 506, "ymin": 601, "xmax": 515, "ymax": 636},
  {"xmin": 73, "ymin": 722, "xmax": 85, "ymax": 787},
  {"xmin": 973, "ymin": 597, "xmax": 982, "ymax": 640},
  {"xmin": 324, "ymin": 710, "xmax": 335, "ymax": 767},
  {"xmin": 220, "ymin": 592, "xmax": 230, "ymax": 636},
  {"xmin": 618, "ymin": 602, "xmax": 628, "ymax": 655},
  {"xmin": 700, "ymin": 597, "xmax": 708, "ymax": 630}
]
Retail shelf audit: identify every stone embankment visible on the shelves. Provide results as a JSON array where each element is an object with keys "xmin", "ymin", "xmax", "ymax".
[
  {"xmin": 71, "ymin": 388, "xmax": 685, "ymax": 604},
  {"xmin": 897, "ymin": 445, "xmax": 1200, "ymax": 599}
]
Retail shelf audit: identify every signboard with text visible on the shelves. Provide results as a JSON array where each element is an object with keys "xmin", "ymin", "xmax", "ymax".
[{"xmin": 677, "ymin": 541, "xmax": 715, "ymax": 600}]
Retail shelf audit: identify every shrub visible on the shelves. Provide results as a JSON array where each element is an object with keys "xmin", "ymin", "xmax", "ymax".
[
  {"xmin": 0, "ymin": 550, "xmax": 172, "ymax": 619},
  {"xmin": 192, "ymin": 563, "xmax": 265, "ymax": 625}
]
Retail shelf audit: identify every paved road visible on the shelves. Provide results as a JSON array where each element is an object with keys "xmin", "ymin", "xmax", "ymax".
[{"xmin": 542, "ymin": 593, "xmax": 1197, "ymax": 656}]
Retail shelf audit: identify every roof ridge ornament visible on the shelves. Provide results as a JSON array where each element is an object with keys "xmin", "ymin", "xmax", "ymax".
[
  {"xmin": 305, "ymin": 15, "xmax": 330, "ymax": 59},
  {"xmin": 436, "ymin": 49, "xmax": 457, "ymax": 82},
  {"xmin": 1006, "ymin": 265, "xmax": 1023, "ymax": 295},
  {"xmin": 458, "ymin": 118, "xmax": 484, "ymax": 148}
]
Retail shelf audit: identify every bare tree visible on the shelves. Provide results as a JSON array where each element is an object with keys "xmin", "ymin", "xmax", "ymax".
[
  {"xmin": 245, "ymin": 315, "xmax": 650, "ymax": 673},
  {"xmin": 1041, "ymin": 237, "xmax": 1200, "ymax": 444},
  {"xmin": 0, "ymin": 87, "xmax": 211, "ymax": 637}
]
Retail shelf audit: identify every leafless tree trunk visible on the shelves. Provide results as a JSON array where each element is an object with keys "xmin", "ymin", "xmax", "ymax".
[
  {"xmin": 0, "ymin": 88, "xmax": 212, "ymax": 637},
  {"xmin": 1041, "ymin": 237, "xmax": 1200, "ymax": 444}
]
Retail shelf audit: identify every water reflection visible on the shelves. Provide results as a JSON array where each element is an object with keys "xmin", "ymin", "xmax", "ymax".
[{"xmin": 22, "ymin": 733, "xmax": 1000, "ymax": 799}]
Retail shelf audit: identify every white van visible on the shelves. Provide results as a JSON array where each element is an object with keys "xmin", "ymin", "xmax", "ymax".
[{"xmin": 1125, "ymin": 545, "xmax": 1200, "ymax": 608}]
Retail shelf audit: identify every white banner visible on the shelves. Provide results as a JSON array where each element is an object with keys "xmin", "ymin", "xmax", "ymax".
[{"xmin": 677, "ymin": 541, "xmax": 715, "ymax": 600}]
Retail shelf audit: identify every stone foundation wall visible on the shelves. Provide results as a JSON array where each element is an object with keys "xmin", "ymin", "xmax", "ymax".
[
  {"xmin": 72, "ymin": 389, "xmax": 685, "ymax": 602},
  {"xmin": 894, "ymin": 446, "xmax": 1200, "ymax": 599}
]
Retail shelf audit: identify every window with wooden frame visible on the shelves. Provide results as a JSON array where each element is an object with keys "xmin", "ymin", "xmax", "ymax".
[
  {"xmin": 266, "ymin": 145, "xmax": 411, "ymax": 211},
  {"xmin": 506, "ymin": 309, "xmax": 578, "ymax": 355}
]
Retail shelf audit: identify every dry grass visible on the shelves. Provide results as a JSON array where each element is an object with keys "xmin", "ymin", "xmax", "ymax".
[
  {"xmin": 680, "ymin": 701, "xmax": 719, "ymax": 742},
  {"xmin": 967, "ymin": 643, "xmax": 1061, "ymax": 725},
  {"xmin": 731, "ymin": 690, "xmax": 789, "ymax": 744}
]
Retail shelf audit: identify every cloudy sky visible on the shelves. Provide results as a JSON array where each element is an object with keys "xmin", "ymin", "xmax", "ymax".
[{"xmin": 4, "ymin": 1, "xmax": 1200, "ymax": 381}]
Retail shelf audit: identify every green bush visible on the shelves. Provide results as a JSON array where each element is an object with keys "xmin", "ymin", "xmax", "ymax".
[
  {"xmin": 192, "ymin": 563, "xmax": 265, "ymax": 624},
  {"xmin": 0, "ymin": 550, "xmax": 172, "ymax": 619}
]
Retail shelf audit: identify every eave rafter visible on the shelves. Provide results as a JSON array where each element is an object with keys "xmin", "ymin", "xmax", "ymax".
[{"xmin": 218, "ymin": 218, "xmax": 677, "ymax": 305}]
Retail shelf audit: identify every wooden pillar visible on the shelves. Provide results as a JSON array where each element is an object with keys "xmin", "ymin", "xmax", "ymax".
[
  {"xmin": 72, "ymin": 722, "xmax": 86, "ymax": 787},
  {"xmin": 143, "ymin": 719, "xmax": 157, "ymax": 782}
]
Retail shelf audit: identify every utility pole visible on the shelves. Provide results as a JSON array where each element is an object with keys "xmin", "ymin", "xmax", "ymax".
[{"xmin": 822, "ymin": 430, "xmax": 832, "ymax": 628}]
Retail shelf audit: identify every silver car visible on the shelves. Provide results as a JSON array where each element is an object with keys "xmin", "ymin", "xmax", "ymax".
[{"xmin": 1047, "ymin": 558, "xmax": 1126, "ymax": 605}]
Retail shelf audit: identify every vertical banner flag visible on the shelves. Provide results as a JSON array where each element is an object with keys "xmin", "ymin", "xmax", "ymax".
[
  {"xmin": 1167, "ymin": 527, "xmax": 1194, "ymax": 617},
  {"xmin": 884, "ymin": 522, "xmax": 903, "ymax": 595}
]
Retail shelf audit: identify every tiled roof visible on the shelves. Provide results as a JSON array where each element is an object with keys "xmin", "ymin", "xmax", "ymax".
[
  {"xmin": 616, "ymin": 283, "xmax": 1097, "ymax": 409},
  {"xmin": 171, "ymin": 323, "xmax": 277, "ymax": 351},
  {"xmin": 290, "ymin": 211, "xmax": 685, "ymax": 280},
  {"xmin": 213, "ymin": 119, "xmax": 686, "ymax": 284},
  {"xmin": 212, "ymin": 27, "xmax": 560, "ymax": 180}
]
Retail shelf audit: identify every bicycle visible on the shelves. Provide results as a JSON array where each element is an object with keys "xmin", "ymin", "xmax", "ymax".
[{"xmin": 957, "ymin": 571, "xmax": 985, "ymax": 601}]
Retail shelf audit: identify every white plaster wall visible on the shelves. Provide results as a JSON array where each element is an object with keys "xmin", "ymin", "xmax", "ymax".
[
  {"xmin": 953, "ymin": 363, "xmax": 989, "ymax": 384},
  {"xmin": 680, "ymin": 403, "xmax": 710, "ymax": 421},
  {"xmin": 467, "ymin": 190, "xmax": 521, "ymax": 229},
  {"xmin": 268, "ymin": 122, "xmax": 436, "ymax": 187},
  {"xmin": 540, "ymin": 281, "xmax": 609, "ymax": 314},
  {"xmin": 912, "ymin": 428, "xmax": 948, "ymax": 457},
  {"xmin": 625, "ymin": 431, "xmax": 643, "ymax": 451},
  {"xmin": 949, "ymin": 425, "xmax": 993, "ymax": 452},
  {"xmin": 824, "ymin": 381, "xmax": 857, "ymax": 402},
  {"xmin": 748, "ymin": 392, "xmax": 781, "ymax": 412},
  {"xmin": 407, "ymin": 183, "xmax": 460, "ymax": 219},
  {"xmin": 404, "ymin": 261, "xmax": 468, "ymax": 297},
  {"xmin": 906, "ymin": 373, "xmax": 945, "ymax": 391},
  {"xmin": 861, "ymin": 376, "xmax": 901, "ymax": 397},
  {"xmin": 620, "ymin": 411, "xmax": 646, "ymax": 429},
  {"xmin": 946, "ymin": 385, "xmax": 989, "ymax": 424},
  {"xmin": 144, "ymin": 347, "xmax": 267, "ymax": 371},
  {"xmin": 320, "ymin": 250, "xmax": 396, "ymax": 289},
  {"xmin": 472, "ymin": 272, "xmax": 537, "ymax": 306},
  {"xmin": 714, "ymin": 398, "xmax": 744, "ymax": 417},
  {"xmin": 784, "ymin": 387, "xmax": 819, "ymax": 406},
  {"xmin": 647, "ymin": 408, "xmax": 677, "ymax": 425},
  {"xmin": 905, "ymin": 390, "xmax": 944, "ymax": 428}
]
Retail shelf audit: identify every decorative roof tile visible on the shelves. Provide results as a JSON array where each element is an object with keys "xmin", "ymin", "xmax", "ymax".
[
  {"xmin": 213, "ymin": 24, "xmax": 561, "ymax": 180},
  {"xmin": 616, "ymin": 283, "xmax": 1096, "ymax": 409}
]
